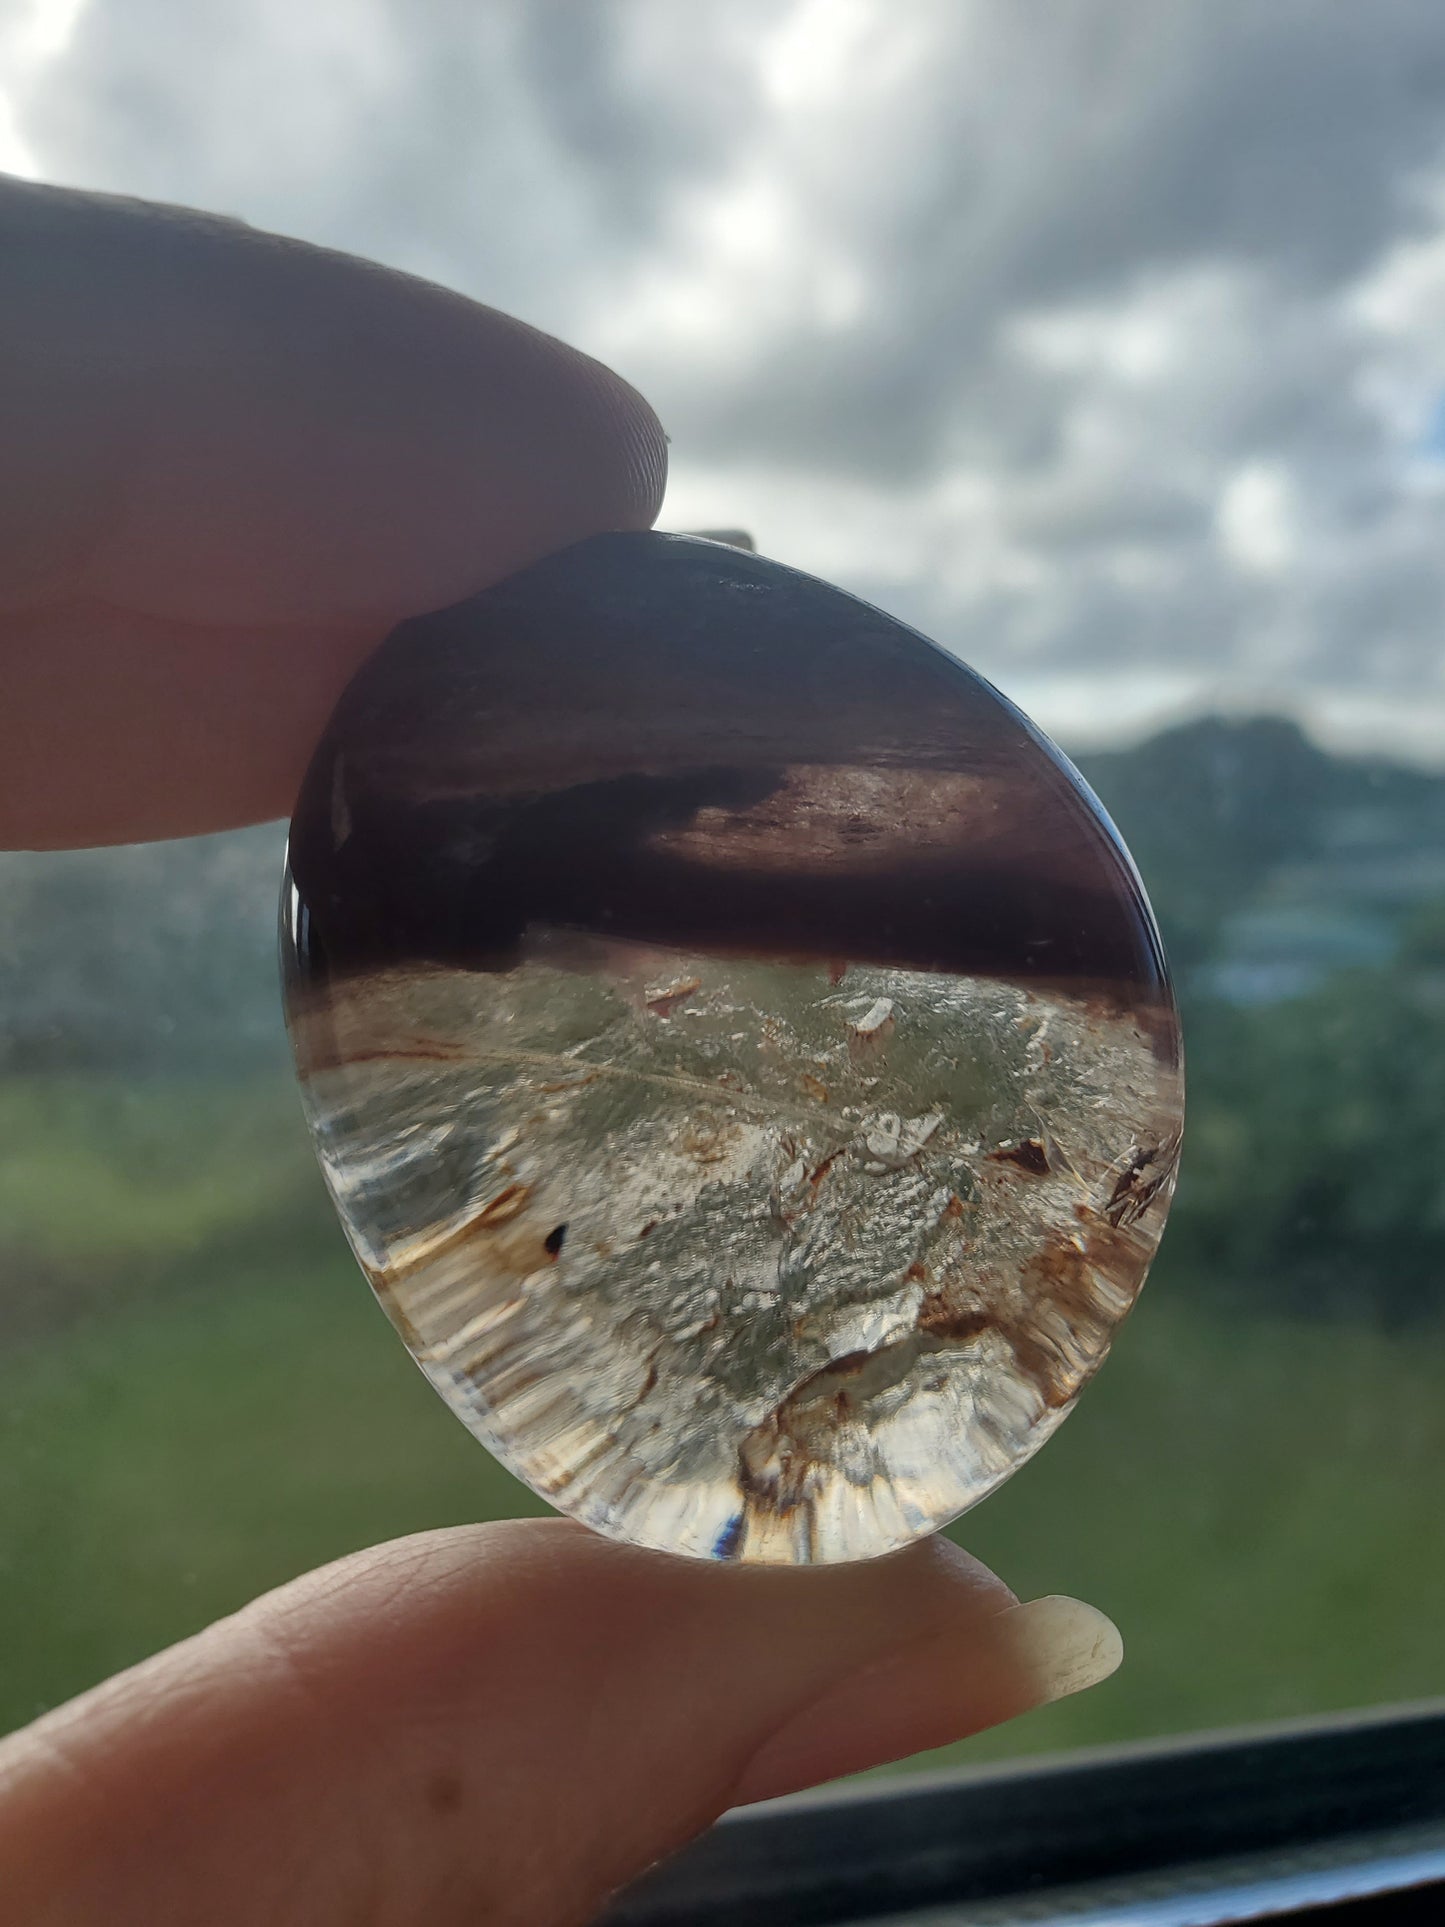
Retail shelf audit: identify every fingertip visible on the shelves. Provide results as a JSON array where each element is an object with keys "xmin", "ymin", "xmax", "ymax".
[
  {"xmin": 1, "ymin": 179, "xmax": 669, "ymax": 627},
  {"xmin": 532, "ymin": 337, "xmax": 669, "ymax": 540},
  {"xmin": 0, "ymin": 184, "xmax": 671, "ymax": 844},
  {"xmin": 733, "ymin": 1585, "xmax": 1123, "ymax": 1808}
]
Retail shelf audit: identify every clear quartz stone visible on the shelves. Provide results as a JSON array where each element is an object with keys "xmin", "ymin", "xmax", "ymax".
[{"xmin": 282, "ymin": 533, "xmax": 1183, "ymax": 1564}]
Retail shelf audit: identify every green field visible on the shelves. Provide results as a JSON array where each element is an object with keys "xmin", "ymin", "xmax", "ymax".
[{"xmin": 1, "ymin": 1072, "xmax": 1442, "ymax": 1771}]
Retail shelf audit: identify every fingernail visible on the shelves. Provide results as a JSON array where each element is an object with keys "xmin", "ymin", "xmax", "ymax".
[{"xmin": 991, "ymin": 1594, "xmax": 1123, "ymax": 1704}]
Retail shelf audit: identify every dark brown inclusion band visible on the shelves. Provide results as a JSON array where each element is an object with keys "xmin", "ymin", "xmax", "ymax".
[{"xmin": 287, "ymin": 531, "xmax": 1170, "ymax": 1019}]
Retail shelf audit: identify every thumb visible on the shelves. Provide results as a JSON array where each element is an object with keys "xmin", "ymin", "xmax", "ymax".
[{"xmin": 0, "ymin": 1519, "xmax": 1120, "ymax": 1927}]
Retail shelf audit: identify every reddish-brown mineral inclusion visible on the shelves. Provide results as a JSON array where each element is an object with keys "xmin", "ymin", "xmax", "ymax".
[{"xmin": 282, "ymin": 533, "xmax": 1183, "ymax": 1563}]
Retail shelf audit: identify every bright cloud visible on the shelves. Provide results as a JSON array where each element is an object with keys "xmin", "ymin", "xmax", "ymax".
[{"xmin": 8, "ymin": 0, "xmax": 1445, "ymax": 762}]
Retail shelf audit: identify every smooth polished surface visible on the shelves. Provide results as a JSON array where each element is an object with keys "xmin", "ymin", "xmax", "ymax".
[{"xmin": 282, "ymin": 533, "xmax": 1183, "ymax": 1562}]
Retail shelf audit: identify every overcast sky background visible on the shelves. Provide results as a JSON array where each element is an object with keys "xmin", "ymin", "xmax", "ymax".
[{"xmin": 6, "ymin": 0, "xmax": 1445, "ymax": 762}]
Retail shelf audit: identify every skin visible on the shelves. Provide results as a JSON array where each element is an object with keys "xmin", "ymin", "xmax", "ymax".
[{"xmin": 0, "ymin": 178, "xmax": 1119, "ymax": 1926}]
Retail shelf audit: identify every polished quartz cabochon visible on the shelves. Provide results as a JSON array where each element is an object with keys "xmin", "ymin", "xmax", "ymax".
[{"xmin": 281, "ymin": 532, "xmax": 1183, "ymax": 1564}]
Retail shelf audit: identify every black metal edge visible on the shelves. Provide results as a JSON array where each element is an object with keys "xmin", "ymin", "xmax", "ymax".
[{"xmin": 600, "ymin": 1700, "xmax": 1445, "ymax": 1924}]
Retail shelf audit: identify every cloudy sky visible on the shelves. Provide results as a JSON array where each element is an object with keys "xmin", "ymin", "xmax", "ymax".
[{"xmin": 5, "ymin": 0, "xmax": 1445, "ymax": 761}]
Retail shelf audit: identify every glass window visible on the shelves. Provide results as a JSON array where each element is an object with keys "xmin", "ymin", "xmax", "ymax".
[{"xmin": 3, "ymin": 3, "xmax": 1442, "ymax": 1781}]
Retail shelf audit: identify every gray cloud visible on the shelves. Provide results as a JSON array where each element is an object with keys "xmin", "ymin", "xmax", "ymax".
[
  {"xmin": 15, "ymin": 0, "xmax": 773, "ymax": 329},
  {"xmin": 10, "ymin": 0, "xmax": 1445, "ymax": 756},
  {"xmin": 623, "ymin": 0, "xmax": 1445, "ymax": 475}
]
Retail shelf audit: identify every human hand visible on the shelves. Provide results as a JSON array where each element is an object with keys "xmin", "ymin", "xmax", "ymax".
[{"xmin": 0, "ymin": 178, "xmax": 1122, "ymax": 1926}]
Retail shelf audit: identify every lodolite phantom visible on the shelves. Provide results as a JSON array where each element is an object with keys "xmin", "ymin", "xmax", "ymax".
[{"xmin": 282, "ymin": 533, "xmax": 1183, "ymax": 1563}]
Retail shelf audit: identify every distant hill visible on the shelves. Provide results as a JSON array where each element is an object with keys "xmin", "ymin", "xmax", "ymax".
[
  {"xmin": 1077, "ymin": 716, "xmax": 1445, "ymax": 997},
  {"xmin": 2, "ymin": 716, "xmax": 1443, "ymax": 1071}
]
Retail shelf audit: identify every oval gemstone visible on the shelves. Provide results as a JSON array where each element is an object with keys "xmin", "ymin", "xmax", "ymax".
[{"xmin": 282, "ymin": 533, "xmax": 1183, "ymax": 1563}]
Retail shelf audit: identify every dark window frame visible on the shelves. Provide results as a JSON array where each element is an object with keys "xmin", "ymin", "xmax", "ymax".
[{"xmin": 603, "ymin": 1701, "xmax": 1445, "ymax": 1924}]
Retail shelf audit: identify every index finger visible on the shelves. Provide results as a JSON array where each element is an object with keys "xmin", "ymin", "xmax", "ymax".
[{"xmin": 0, "ymin": 178, "xmax": 667, "ymax": 849}]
